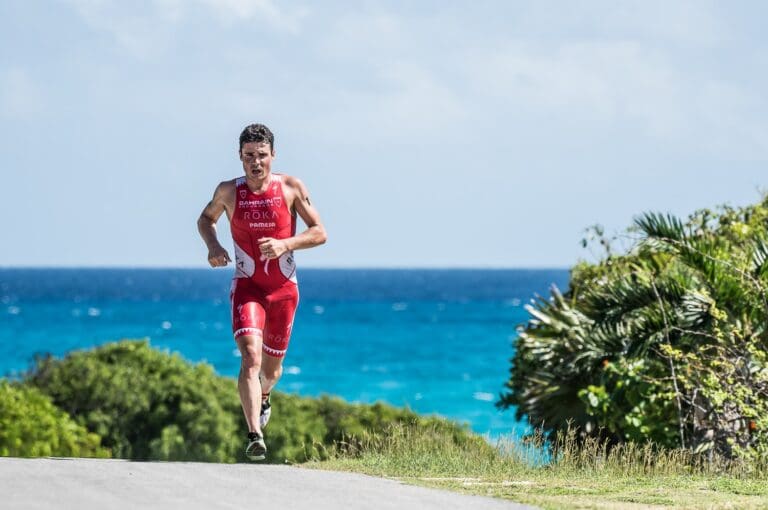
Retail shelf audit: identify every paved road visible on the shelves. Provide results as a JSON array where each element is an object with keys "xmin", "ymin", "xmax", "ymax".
[{"xmin": 1, "ymin": 457, "xmax": 536, "ymax": 510}]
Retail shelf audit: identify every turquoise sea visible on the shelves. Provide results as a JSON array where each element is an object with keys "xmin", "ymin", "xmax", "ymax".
[{"xmin": 0, "ymin": 268, "xmax": 569, "ymax": 438}]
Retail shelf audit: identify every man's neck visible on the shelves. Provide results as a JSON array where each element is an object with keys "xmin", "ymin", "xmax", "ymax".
[{"xmin": 245, "ymin": 173, "xmax": 271, "ymax": 193}]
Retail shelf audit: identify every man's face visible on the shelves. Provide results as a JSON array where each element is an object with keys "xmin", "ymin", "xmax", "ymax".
[{"xmin": 239, "ymin": 141, "xmax": 274, "ymax": 180}]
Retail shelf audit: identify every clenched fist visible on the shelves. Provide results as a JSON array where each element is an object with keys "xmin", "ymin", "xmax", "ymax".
[{"xmin": 208, "ymin": 245, "xmax": 232, "ymax": 267}]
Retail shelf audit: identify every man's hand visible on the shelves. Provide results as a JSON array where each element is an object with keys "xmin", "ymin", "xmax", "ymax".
[
  {"xmin": 258, "ymin": 237, "xmax": 289, "ymax": 260},
  {"xmin": 208, "ymin": 245, "xmax": 232, "ymax": 267}
]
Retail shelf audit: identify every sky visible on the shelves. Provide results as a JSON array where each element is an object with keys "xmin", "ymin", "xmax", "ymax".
[{"xmin": 1, "ymin": 0, "xmax": 767, "ymax": 268}]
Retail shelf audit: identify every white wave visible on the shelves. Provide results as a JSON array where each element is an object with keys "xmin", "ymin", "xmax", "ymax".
[
  {"xmin": 361, "ymin": 364, "xmax": 388, "ymax": 373},
  {"xmin": 473, "ymin": 392, "xmax": 495, "ymax": 402}
]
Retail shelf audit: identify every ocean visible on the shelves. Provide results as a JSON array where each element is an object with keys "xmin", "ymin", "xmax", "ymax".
[{"xmin": 0, "ymin": 268, "xmax": 569, "ymax": 438}]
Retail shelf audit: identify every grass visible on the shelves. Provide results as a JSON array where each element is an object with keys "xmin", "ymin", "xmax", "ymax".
[{"xmin": 303, "ymin": 424, "xmax": 768, "ymax": 509}]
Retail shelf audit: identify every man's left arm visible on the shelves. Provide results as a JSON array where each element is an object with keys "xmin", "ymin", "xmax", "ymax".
[{"xmin": 258, "ymin": 176, "xmax": 327, "ymax": 260}]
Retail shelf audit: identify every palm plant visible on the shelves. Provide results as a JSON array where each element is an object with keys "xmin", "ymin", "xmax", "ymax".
[{"xmin": 500, "ymin": 199, "xmax": 768, "ymax": 459}]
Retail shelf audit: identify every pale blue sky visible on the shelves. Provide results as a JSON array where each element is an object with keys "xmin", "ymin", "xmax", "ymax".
[{"xmin": 1, "ymin": 1, "xmax": 766, "ymax": 268}]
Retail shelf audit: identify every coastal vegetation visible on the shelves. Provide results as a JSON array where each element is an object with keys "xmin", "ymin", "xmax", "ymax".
[
  {"xmin": 310, "ymin": 424, "xmax": 768, "ymax": 509},
  {"xmin": 499, "ymin": 197, "xmax": 768, "ymax": 464},
  {"xmin": 0, "ymin": 380, "xmax": 108, "ymax": 458},
  {"xmin": 3, "ymin": 339, "xmax": 477, "ymax": 463}
]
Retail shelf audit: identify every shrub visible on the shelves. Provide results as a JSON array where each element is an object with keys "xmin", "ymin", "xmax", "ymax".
[
  {"xmin": 26, "ymin": 340, "xmax": 242, "ymax": 462},
  {"xmin": 499, "ymin": 199, "xmax": 768, "ymax": 461},
  {"xmin": 309, "ymin": 395, "xmax": 486, "ymax": 459},
  {"xmin": 26, "ymin": 340, "xmax": 481, "ymax": 464},
  {"xmin": 0, "ymin": 380, "xmax": 109, "ymax": 458}
]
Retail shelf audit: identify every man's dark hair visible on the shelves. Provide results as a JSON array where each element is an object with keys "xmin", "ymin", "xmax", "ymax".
[{"xmin": 239, "ymin": 123, "xmax": 275, "ymax": 152}]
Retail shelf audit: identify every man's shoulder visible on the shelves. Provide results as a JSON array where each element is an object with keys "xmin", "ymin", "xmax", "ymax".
[
  {"xmin": 278, "ymin": 174, "xmax": 304, "ymax": 188},
  {"xmin": 216, "ymin": 178, "xmax": 239, "ymax": 192},
  {"xmin": 212, "ymin": 179, "xmax": 238, "ymax": 203}
]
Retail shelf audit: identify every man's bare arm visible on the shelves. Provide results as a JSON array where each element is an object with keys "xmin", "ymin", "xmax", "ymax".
[
  {"xmin": 286, "ymin": 176, "xmax": 327, "ymax": 250},
  {"xmin": 257, "ymin": 176, "xmax": 327, "ymax": 260},
  {"xmin": 198, "ymin": 181, "xmax": 234, "ymax": 267}
]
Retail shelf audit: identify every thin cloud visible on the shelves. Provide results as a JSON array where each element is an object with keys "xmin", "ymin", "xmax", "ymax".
[
  {"xmin": 464, "ymin": 39, "xmax": 768, "ymax": 158},
  {"xmin": 197, "ymin": 0, "xmax": 308, "ymax": 33},
  {"xmin": 512, "ymin": 0, "xmax": 726, "ymax": 47},
  {"xmin": 63, "ymin": 0, "xmax": 307, "ymax": 57}
]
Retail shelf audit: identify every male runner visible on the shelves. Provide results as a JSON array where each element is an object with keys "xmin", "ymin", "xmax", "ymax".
[{"xmin": 197, "ymin": 123, "xmax": 327, "ymax": 460}]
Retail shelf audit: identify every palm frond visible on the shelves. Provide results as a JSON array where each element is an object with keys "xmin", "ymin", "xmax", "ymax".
[
  {"xmin": 635, "ymin": 212, "xmax": 688, "ymax": 243},
  {"xmin": 750, "ymin": 235, "xmax": 768, "ymax": 280}
]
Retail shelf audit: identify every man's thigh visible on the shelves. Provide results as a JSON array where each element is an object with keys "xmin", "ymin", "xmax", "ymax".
[
  {"xmin": 262, "ymin": 290, "xmax": 299, "ymax": 358},
  {"xmin": 231, "ymin": 279, "xmax": 267, "ymax": 339}
]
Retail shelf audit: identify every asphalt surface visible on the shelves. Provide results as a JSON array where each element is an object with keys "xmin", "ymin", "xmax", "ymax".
[{"xmin": 1, "ymin": 457, "xmax": 536, "ymax": 510}]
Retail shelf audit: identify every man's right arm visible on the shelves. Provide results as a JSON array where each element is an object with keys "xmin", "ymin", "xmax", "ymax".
[{"xmin": 197, "ymin": 181, "xmax": 233, "ymax": 267}]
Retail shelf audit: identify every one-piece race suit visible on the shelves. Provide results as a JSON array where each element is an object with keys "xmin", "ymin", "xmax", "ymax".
[{"xmin": 229, "ymin": 174, "xmax": 298, "ymax": 358}]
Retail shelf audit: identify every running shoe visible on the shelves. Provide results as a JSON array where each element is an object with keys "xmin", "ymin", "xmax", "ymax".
[
  {"xmin": 245, "ymin": 432, "xmax": 267, "ymax": 461},
  {"xmin": 259, "ymin": 394, "xmax": 272, "ymax": 429}
]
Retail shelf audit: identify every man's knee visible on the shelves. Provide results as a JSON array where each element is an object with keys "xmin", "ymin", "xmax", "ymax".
[
  {"xmin": 238, "ymin": 337, "xmax": 263, "ymax": 372},
  {"xmin": 261, "ymin": 362, "xmax": 283, "ymax": 386}
]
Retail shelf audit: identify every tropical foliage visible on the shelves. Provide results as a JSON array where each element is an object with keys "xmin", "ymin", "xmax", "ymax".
[
  {"xmin": 499, "ymin": 198, "xmax": 768, "ymax": 460},
  {"xmin": 19, "ymin": 339, "xmax": 477, "ymax": 463},
  {"xmin": 0, "ymin": 380, "xmax": 109, "ymax": 458},
  {"xmin": 26, "ymin": 340, "xmax": 243, "ymax": 462}
]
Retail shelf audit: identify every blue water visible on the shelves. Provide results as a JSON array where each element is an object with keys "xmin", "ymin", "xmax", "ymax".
[{"xmin": 0, "ymin": 268, "xmax": 568, "ymax": 438}]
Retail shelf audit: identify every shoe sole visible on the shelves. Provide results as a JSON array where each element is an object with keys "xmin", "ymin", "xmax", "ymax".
[
  {"xmin": 246, "ymin": 436, "xmax": 267, "ymax": 461},
  {"xmin": 260, "ymin": 411, "xmax": 271, "ymax": 429}
]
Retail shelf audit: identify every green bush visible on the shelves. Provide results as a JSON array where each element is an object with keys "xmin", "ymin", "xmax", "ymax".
[
  {"xmin": 314, "ymin": 396, "xmax": 487, "ymax": 453},
  {"xmin": 26, "ymin": 340, "xmax": 481, "ymax": 464},
  {"xmin": 263, "ymin": 392, "xmax": 329, "ymax": 462},
  {"xmin": 262, "ymin": 394, "xmax": 484, "ymax": 463},
  {"xmin": 26, "ymin": 340, "xmax": 242, "ymax": 462},
  {"xmin": 0, "ymin": 380, "xmax": 108, "ymax": 458},
  {"xmin": 499, "ymin": 199, "xmax": 768, "ymax": 461}
]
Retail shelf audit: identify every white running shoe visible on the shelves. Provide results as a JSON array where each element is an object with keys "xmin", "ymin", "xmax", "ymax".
[
  {"xmin": 259, "ymin": 395, "xmax": 272, "ymax": 429},
  {"xmin": 245, "ymin": 432, "xmax": 267, "ymax": 461}
]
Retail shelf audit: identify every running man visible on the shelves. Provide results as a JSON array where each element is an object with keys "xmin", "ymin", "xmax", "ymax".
[{"xmin": 197, "ymin": 123, "xmax": 327, "ymax": 460}]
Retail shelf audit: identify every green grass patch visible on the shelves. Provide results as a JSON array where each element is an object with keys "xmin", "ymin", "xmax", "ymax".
[{"xmin": 304, "ymin": 424, "xmax": 768, "ymax": 509}]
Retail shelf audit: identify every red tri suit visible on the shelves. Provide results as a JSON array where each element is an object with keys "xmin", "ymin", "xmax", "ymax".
[{"xmin": 230, "ymin": 174, "xmax": 299, "ymax": 358}]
